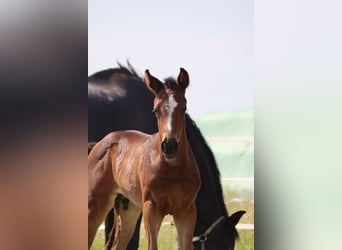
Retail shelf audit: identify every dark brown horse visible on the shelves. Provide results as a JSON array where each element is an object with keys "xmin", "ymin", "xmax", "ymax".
[
  {"xmin": 88, "ymin": 68, "xmax": 201, "ymax": 250},
  {"xmin": 88, "ymin": 64, "xmax": 245, "ymax": 250}
]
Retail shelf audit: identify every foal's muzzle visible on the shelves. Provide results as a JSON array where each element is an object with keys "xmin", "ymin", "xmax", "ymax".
[{"xmin": 161, "ymin": 138, "xmax": 178, "ymax": 157}]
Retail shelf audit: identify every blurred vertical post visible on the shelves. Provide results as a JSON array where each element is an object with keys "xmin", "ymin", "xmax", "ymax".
[
  {"xmin": 0, "ymin": 0, "xmax": 87, "ymax": 249},
  {"xmin": 255, "ymin": 0, "xmax": 342, "ymax": 250}
]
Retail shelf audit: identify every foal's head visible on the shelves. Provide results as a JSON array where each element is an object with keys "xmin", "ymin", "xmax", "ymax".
[{"xmin": 145, "ymin": 68, "xmax": 189, "ymax": 159}]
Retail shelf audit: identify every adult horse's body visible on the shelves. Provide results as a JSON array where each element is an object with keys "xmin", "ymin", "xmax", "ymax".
[
  {"xmin": 88, "ymin": 64, "xmax": 244, "ymax": 250},
  {"xmin": 88, "ymin": 69, "xmax": 201, "ymax": 250}
]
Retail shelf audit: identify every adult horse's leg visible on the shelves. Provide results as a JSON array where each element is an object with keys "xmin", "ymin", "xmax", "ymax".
[
  {"xmin": 142, "ymin": 200, "xmax": 163, "ymax": 250},
  {"xmin": 104, "ymin": 209, "xmax": 115, "ymax": 247},
  {"xmin": 173, "ymin": 204, "xmax": 197, "ymax": 250},
  {"xmin": 105, "ymin": 209, "xmax": 114, "ymax": 243}
]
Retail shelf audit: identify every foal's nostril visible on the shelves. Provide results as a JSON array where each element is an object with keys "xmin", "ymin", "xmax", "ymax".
[
  {"xmin": 168, "ymin": 138, "xmax": 178, "ymax": 152},
  {"xmin": 161, "ymin": 140, "xmax": 167, "ymax": 153},
  {"xmin": 161, "ymin": 138, "xmax": 178, "ymax": 156}
]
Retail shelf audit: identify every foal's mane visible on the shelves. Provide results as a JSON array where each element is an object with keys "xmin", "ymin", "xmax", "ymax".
[{"xmin": 164, "ymin": 77, "xmax": 178, "ymax": 90}]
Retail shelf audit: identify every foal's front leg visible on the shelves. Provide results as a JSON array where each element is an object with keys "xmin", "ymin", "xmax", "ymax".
[
  {"xmin": 173, "ymin": 203, "xmax": 197, "ymax": 250},
  {"xmin": 143, "ymin": 200, "xmax": 163, "ymax": 250}
]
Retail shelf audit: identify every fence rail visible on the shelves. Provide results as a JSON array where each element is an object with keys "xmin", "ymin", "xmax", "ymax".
[
  {"xmin": 99, "ymin": 222, "xmax": 254, "ymax": 231},
  {"xmin": 236, "ymin": 223, "xmax": 254, "ymax": 230},
  {"xmin": 206, "ymin": 136, "xmax": 254, "ymax": 142},
  {"xmin": 221, "ymin": 177, "xmax": 254, "ymax": 182}
]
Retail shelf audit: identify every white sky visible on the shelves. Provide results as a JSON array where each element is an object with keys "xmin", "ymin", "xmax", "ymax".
[{"xmin": 89, "ymin": 0, "xmax": 253, "ymax": 118}]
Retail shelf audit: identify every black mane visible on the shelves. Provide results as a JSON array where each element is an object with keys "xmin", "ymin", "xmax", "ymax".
[
  {"xmin": 90, "ymin": 63, "xmax": 181, "ymax": 92},
  {"xmin": 185, "ymin": 114, "xmax": 227, "ymax": 216},
  {"xmin": 89, "ymin": 61, "xmax": 141, "ymax": 82}
]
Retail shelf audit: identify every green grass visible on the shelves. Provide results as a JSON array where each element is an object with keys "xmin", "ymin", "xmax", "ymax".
[
  {"xmin": 91, "ymin": 205, "xmax": 254, "ymax": 250},
  {"xmin": 235, "ymin": 229, "xmax": 254, "ymax": 250},
  {"xmin": 90, "ymin": 198, "xmax": 254, "ymax": 250},
  {"xmin": 138, "ymin": 215, "xmax": 177, "ymax": 250},
  {"xmin": 91, "ymin": 230, "xmax": 105, "ymax": 250}
]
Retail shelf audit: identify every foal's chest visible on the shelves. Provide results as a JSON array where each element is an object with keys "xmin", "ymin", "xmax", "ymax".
[{"xmin": 147, "ymin": 174, "xmax": 199, "ymax": 214}]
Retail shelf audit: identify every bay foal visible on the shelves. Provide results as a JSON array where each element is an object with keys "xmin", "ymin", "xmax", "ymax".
[{"xmin": 88, "ymin": 68, "xmax": 201, "ymax": 250}]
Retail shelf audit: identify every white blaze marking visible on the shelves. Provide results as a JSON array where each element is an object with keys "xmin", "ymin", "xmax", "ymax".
[{"xmin": 167, "ymin": 95, "xmax": 178, "ymax": 132}]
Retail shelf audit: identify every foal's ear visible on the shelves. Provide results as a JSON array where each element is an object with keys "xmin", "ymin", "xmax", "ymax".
[
  {"xmin": 177, "ymin": 67, "xmax": 189, "ymax": 90},
  {"xmin": 145, "ymin": 70, "xmax": 164, "ymax": 95},
  {"xmin": 229, "ymin": 210, "xmax": 246, "ymax": 226}
]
